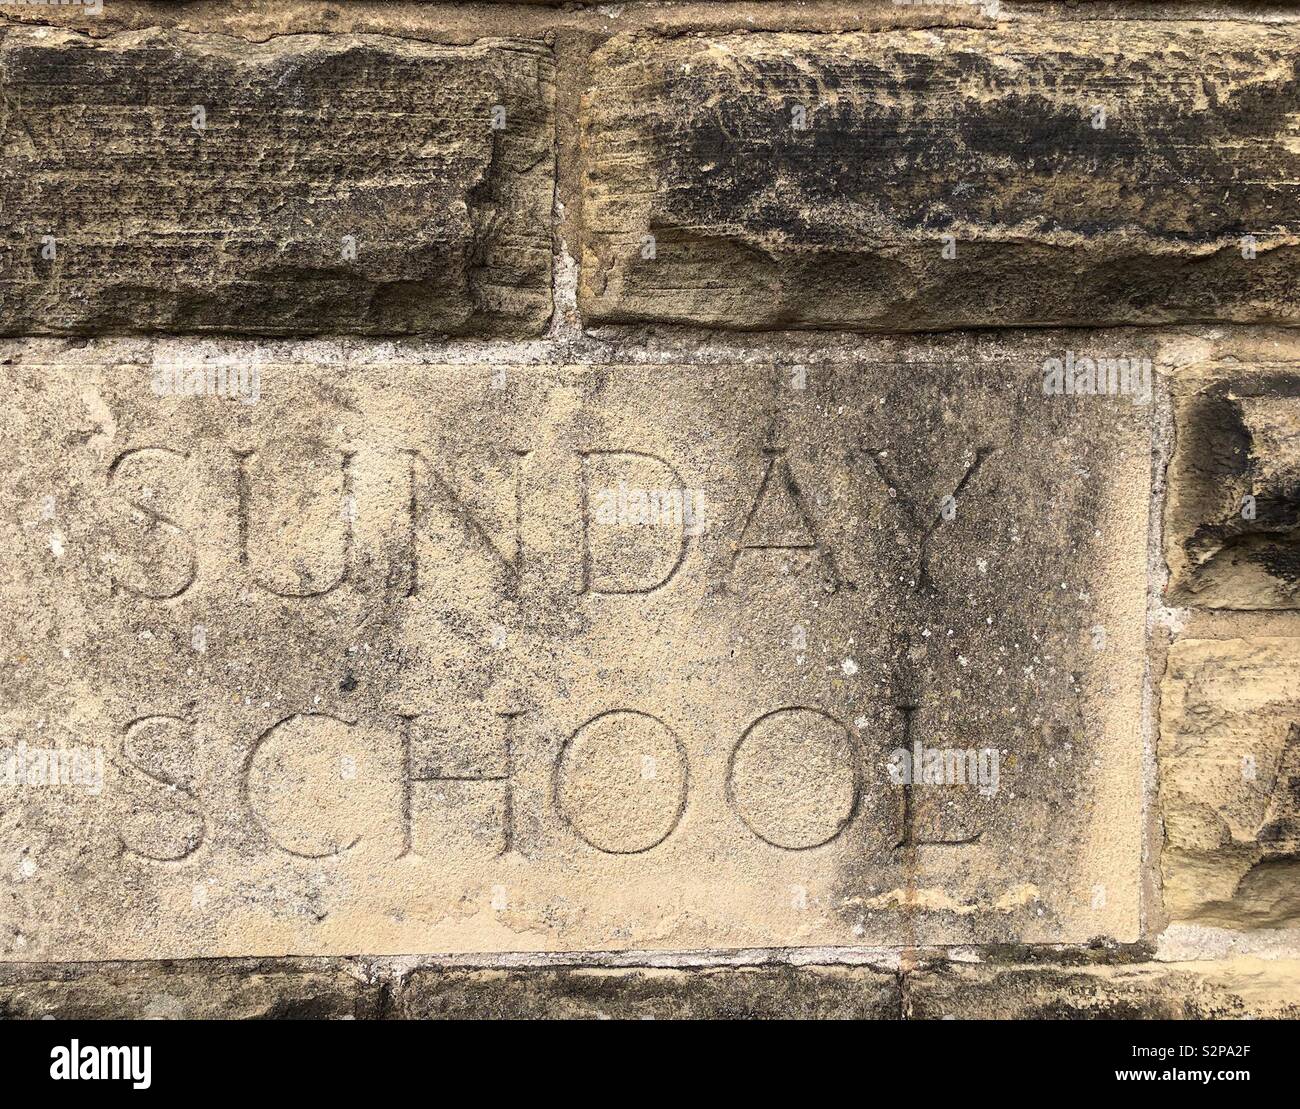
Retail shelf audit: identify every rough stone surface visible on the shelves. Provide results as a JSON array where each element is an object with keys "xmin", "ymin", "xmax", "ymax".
[
  {"xmin": 906, "ymin": 958, "xmax": 1300, "ymax": 1019},
  {"xmin": 1, "ymin": 1, "xmax": 1298, "ymax": 1018},
  {"xmin": 1161, "ymin": 638, "xmax": 1300, "ymax": 930},
  {"xmin": 0, "ymin": 959, "xmax": 378, "ymax": 1018},
  {"xmin": 10, "ymin": 956, "xmax": 1299, "ymax": 1019},
  {"xmin": 1165, "ymin": 366, "xmax": 1300, "ymax": 609},
  {"xmin": 580, "ymin": 25, "xmax": 1300, "ymax": 330},
  {"xmin": 394, "ymin": 964, "xmax": 901, "ymax": 1019},
  {"xmin": 0, "ymin": 339, "xmax": 1147, "ymax": 958},
  {"xmin": 0, "ymin": 28, "xmax": 554, "ymax": 336}
]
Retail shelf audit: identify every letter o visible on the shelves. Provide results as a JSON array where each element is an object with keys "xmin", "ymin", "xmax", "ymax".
[
  {"xmin": 727, "ymin": 707, "xmax": 861, "ymax": 850},
  {"xmin": 555, "ymin": 710, "xmax": 688, "ymax": 854}
]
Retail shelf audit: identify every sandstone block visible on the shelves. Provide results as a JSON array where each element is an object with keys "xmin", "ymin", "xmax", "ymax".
[
  {"xmin": 393, "ymin": 964, "xmax": 899, "ymax": 1019},
  {"xmin": 1161, "ymin": 638, "xmax": 1300, "ymax": 928},
  {"xmin": 906, "ymin": 958, "xmax": 1300, "ymax": 1019},
  {"xmin": 0, "ymin": 959, "xmax": 377, "ymax": 1019},
  {"xmin": 1165, "ymin": 368, "xmax": 1300, "ymax": 608},
  {"xmin": 0, "ymin": 341, "xmax": 1148, "ymax": 957},
  {"xmin": 0, "ymin": 29, "xmax": 554, "ymax": 335},
  {"xmin": 580, "ymin": 25, "xmax": 1300, "ymax": 330}
]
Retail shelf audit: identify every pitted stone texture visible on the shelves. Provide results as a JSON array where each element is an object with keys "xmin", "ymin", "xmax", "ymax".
[
  {"xmin": 0, "ymin": 29, "xmax": 554, "ymax": 336},
  {"xmin": 0, "ymin": 344, "xmax": 1146, "ymax": 958},
  {"xmin": 0, "ymin": 959, "xmax": 378, "ymax": 1019},
  {"xmin": 1165, "ymin": 367, "xmax": 1300, "ymax": 609},
  {"xmin": 1161, "ymin": 638, "xmax": 1300, "ymax": 929},
  {"xmin": 906, "ymin": 959, "xmax": 1300, "ymax": 1019},
  {"xmin": 580, "ymin": 25, "xmax": 1300, "ymax": 330},
  {"xmin": 394, "ymin": 964, "xmax": 900, "ymax": 1019}
]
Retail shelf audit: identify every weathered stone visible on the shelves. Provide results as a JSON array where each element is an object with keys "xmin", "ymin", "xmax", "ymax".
[
  {"xmin": 394, "ymin": 964, "xmax": 900, "ymax": 1019},
  {"xmin": 0, "ymin": 28, "xmax": 554, "ymax": 335},
  {"xmin": 0, "ymin": 959, "xmax": 377, "ymax": 1018},
  {"xmin": 906, "ymin": 958, "xmax": 1300, "ymax": 1019},
  {"xmin": 1165, "ymin": 368, "xmax": 1300, "ymax": 608},
  {"xmin": 0, "ymin": 339, "xmax": 1148, "ymax": 958},
  {"xmin": 1161, "ymin": 638, "xmax": 1300, "ymax": 929},
  {"xmin": 580, "ymin": 26, "xmax": 1300, "ymax": 330}
]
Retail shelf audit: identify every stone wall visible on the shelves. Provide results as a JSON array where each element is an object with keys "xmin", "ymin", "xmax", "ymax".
[{"xmin": 0, "ymin": 0, "xmax": 1297, "ymax": 1018}]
